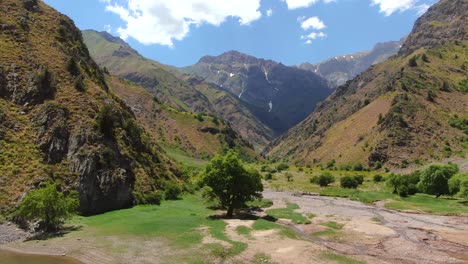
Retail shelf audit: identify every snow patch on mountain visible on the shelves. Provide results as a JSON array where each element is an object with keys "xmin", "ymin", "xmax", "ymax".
[{"xmin": 239, "ymin": 86, "xmax": 245, "ymax": 98}]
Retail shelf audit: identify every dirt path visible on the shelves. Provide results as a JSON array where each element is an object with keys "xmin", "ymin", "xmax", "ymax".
[{"xmin": 263, "ymin": 190, "xmax": 468, "ymax": 264}]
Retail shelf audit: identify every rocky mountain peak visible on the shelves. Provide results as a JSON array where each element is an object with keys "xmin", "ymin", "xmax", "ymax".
[{"xmin": 399, "ymin": 0, "xmax": 467, "ymax": 56}]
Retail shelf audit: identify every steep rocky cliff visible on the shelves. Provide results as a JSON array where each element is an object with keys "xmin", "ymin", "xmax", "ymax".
[
  {"xmin": 0, "ymin": 0, "xmax": 177, "ymax": 215},
  {"xmin": 181, "ymin": 51, "xmax": 332, "ymax": 134}
]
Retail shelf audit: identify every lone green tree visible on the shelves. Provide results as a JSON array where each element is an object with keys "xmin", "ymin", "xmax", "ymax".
[
  {"xmin": 418, "ymin": 164, "xmax": 459, "ymax": 198},
  {"xmin": 17, "ymin": 182, "xmax": 79, "ymax": 231},
  {"xmin": 201, "ymin": 150, "xmax": 263, "ymax": 217}
]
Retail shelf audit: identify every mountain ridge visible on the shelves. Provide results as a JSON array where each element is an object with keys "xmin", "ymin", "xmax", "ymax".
[
  {"xmin": 265, "ymin": 0, "xmax": 468, "ymax": 169},
  {"xmin": 82, "ymin": 30, "xmax": 274, "ymax": 149},
  {"xmin": 180, "ymin": 50, "xmax": 333, "ymax": 134},
  {"xmin": 298, "ymin": 38, "xmax": 405, "ymax": 88},
  {"xmin": 0, "ymin": 0, "xmax": 179, "ymax": 215}
]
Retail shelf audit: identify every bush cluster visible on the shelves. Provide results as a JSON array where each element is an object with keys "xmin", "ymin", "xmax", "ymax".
[{"xmin": 310, "ymin": 172, "xmax": 335, "ymax": 187}]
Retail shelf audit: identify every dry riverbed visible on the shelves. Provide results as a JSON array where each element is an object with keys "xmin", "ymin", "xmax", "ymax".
[{"xmin": 1, "ymin": 190, "xmax": 467, "ymax": 264}]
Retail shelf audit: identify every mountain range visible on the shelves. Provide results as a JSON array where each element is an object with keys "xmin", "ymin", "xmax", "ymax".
[
  {"xmin": 265, "ymin": 0, "xmax": 467, "ymax": 169},
  {"xmin": 1, "ymin": 0, "xmax": 466, "ymax": 216},
  {"xmin": 180, "ymin": 51, "xmax": 332, "ymax": 134},
  {"xmin": 298, "ymin": 38, "xmax": 405, "ymax": 88},
  {"xmin": 82, "ymin": 30, "xmax": 274, "ymax": 150}
]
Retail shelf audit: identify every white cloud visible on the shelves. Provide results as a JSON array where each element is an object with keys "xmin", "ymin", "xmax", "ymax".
[
  {"xmin": 306, "ymin": 32, "xmax": 327, "ymax": 39},
  {"xmin": 414, "ymin": 3, "xmax": 430, "ymax": 15},
  {"xmin": 300, "ymin": 16, "xmax": 326, "ymax": 30},
  {"xmin": 104, "ymin": 24, "xmax": 112, "ymax": 33},
  {"xmin": 283, "ymin": 0, "xmax": 335, "ymax": 10},
  {"xmin": 266, "ymin": 8, "xmax": 273, "ymax": 17},
  {"xmin": 301, "ymin": 31, "xmax": 326, "ymax": 44},
  {"xmin": 104, "ymin": 0, "xmax": 262, "ymax": 47},
  {"xmin": 370, "ymin": 0, "xmax": 430, "ymax": 16}
]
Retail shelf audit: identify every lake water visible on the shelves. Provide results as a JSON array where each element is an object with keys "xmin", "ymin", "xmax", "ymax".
[{"xmin": 0, "ymin": 249, "xmax": 81, "ymax": 264}]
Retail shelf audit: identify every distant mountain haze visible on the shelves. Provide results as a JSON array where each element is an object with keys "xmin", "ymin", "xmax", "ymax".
[{"xmin": 298, "ymin": 38, "xmax": 405, "ymax": 88}]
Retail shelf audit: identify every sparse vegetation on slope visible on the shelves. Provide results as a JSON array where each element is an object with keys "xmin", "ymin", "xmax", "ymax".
[
  {"xmin": 266, "ymin": 0, "xmax": 468, "ymax": 169},
  {"xmin": 0, "ymin": 0, "xmax": 178, "ymax": 215},
  {"xmin": 82, "ymin": 30, "xmax": 274, "ymax": 150}
]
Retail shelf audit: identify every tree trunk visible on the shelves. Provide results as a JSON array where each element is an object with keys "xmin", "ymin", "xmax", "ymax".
[{"xmin": 226, "ymin": 205, "xmax": 234, "ymax": 218}]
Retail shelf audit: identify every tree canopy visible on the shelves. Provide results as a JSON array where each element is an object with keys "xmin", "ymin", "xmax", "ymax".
[
  {"xmin": 418, "ymin": 163, "xmax": 459, "ymax": 198},
  {"xmin": 17, "ymin": 182, "xmax": 79, "ymax": 231},
  {"xmin": 201, "ymin": 150, "xmax": 263, "ymax": 217}
]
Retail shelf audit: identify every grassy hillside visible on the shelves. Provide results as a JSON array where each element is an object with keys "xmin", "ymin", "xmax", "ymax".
[
  {"xmin": 82, "ymin": 30, "xmax": 274, "ymax": 149},
  {"xmin": 266, "ymin": 0, "xmax": 467, "ymax": 169},
  {"xmin": 0, "ymin": 0, "xmax": 178, "ymax": 214},
  {"xmin": 267, "ymin": 42, "xmax": 467, "ymax": 169},
  {"xmin": 107, "ymin": 75, "xmax": 259, "ymax": 163}
]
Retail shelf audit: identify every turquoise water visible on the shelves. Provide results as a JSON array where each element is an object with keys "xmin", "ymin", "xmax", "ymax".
[{"xmin": 0, "ymin": 249, "xmax": 81, "ymax": 264}]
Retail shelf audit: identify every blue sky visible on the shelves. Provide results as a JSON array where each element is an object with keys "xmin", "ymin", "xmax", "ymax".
[{"xmin": 44, "ymin": 0, "xmax": 437, "ymax": 67}]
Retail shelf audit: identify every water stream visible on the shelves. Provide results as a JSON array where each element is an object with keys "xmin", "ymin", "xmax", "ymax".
[{"xmin": 0, "ymin": 249, "xmax": 81, "ymax": 264}]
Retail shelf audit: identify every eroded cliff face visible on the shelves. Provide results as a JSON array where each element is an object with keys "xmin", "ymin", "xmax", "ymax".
[{"xmin": 0, "ymin": 0, "xmax": 177, "ymax": 215}]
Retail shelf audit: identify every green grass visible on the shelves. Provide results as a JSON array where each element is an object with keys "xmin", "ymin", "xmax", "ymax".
[
  {"xmin": 236, "ymin": 226, "xmax": 252, "ymax": 236},
  {"xmin": 266, "ymin": 203, "xmax": 311, "ymax": 224},
  {"xmin": 320, "ymin": 188, "xmax": 395, "ymax": 204},
  {"xmin": 72, "ymin": 194, "xmax": 248, "ymax": 257},
  {"xmin": 321, "ymin": 221, "xmax": 344, "ymax": 230},
  {"xmin": 322, "ymin": 252, "xmax": 366, "ymax": 264},
  {"xmin": 246, "ymin": 199, "xmax": 274, "ymax": 208},
  {"xmin": 252, "ymin": 219, "xmax": 297, "ymax": 239},
  {"xmin": 73, "ymin": 195, "xmax": 215, "ymax": 246},
  {"xmin": 384, "ymin": 194, "xmax": 468, "ymax": 215},
  {"xmin": 69, "ymin": 194, "xmax": 305, "ymax": 262},
  {"xmin": 164, "ymin": 147, "xmax": 208, "ymax": 169},
  {"xmin": 306, "ymin": 213, "xmax": 317, "ymax": 219},
  {"xmin": 265, "ymin": 167, "xmax": 468, "ymax": 215},
  {"xmin": 371, "ymin": 217, "xmax": 381, "ymax": 222}
]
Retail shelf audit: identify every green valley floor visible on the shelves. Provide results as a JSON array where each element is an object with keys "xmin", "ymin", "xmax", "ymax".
[{"xmin": 1, "ymin": 190, "xmax": 467, "ymax": 264}]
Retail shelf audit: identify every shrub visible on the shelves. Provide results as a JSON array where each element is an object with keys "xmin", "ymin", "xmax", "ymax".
[
  {"xmin": 418, "ymin": 163, "xmax": 459, "ymax": 198},
  {"xmin": 17, "ymin": 182, "xmax": 78, "ymax": 231},
  {"xmin": 373, "ymin": 174, "xmax": 384, "ymax": 182},
  {"xmin": 422, "ymin": 53, "xmax": 430, "ymax": 63},
  {"xmin": 285, "ymin": 172, "xmax": 294, "ymax": 182},
  {"xmin": 353, "ymin": 174, "xmax": 364, "ymax": 185},
  {"xmin": 96, "ymin": 105, "xmax": 117, "ymax": 138},
  {"xmin": 264, "ymin": 173, "xmax": 273, "ymax": 180},
  {"xmin": 66, "ymin": 58, "xmax": 80, "ymax": 76},
  {"xmin": 163, "ymin": 181, "xmax": 182, "ymax": 200},
  {"xmin": 408, "ymin": 56, "xmax": 418, "ymax": 67},
  {"xmin": 427, "ymin": 90, "xmax": 437, "ymax": 102},
  {"xmin": 326, "ymin": 160, "xmax": 336, "ymax": 169},
  {"xmin": 311, "ymin": 172, "xmax": 335, "ymax": 187},
  {"xmin": 352, "ymin": 163, "xmax": 364, "ymax": 171},
  {"xmin": 276, "ymin": 163, "xmax": 289, "ymax": 172},
  {"xmin": 74, "ymin": 78, "xmax": 85, "ymax": 92},
  {"xmin": 340, "ymin": 176, "xmax": 358, "ymax": 189},
  {"xmin": 448, "ymin": 173, "xmax": 468, "ymax": 198},
  {"xmin": 373, "ymin": 161, "xmax": 383, "ymax": 170},
  {"xmin": 398, "ymin": 185, "xmax": 409, "ymax": 197},
  {"xmin": 133, "ymin": 190, "xmax": 163, "ymax": 205},
  {"xmin": 260, "ymin": 165, "xmax": 270, "ymax": 172}
]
